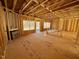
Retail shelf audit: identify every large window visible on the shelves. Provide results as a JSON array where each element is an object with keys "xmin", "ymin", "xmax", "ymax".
[
  {"xmin": 29, "ymin": 21, "xmax": 35, "ymax": 30},
  {"xmin": 44, "ymin": 22, "xmax": 51, "ymax": 29},
  {"xmin": 23, "ymin": 20, "xmax": 29, "ymax": 30},
  {"xmin": 23, "ymin": 20, "xmax": 35, "ymax": 31}
]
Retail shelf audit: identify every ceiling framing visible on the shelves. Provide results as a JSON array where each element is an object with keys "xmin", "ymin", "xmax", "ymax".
[{"xmin": 1, "ymin": 0, "xmax": 79, "ymax": 20}]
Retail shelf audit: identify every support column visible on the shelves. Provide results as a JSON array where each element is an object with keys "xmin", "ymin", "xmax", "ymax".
[
  {"xmin": 4, "ymin": 0, "xmax": 11, "ymax": 40},
  {"xmin": 76, "ymin": 20, "xmax": 79, "ymax": 44},
  {"xmin": 40, "ymin": 20, "xmax": 44, "ymax": 32}
]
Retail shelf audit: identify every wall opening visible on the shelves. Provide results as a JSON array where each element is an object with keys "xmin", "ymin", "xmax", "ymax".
[{"xmin": 36, "ymin": 21, "xmax": 40, "ymax": 33}]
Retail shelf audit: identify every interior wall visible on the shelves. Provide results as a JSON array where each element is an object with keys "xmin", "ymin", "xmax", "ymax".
[
  {"xmin": 4, "ymin": 10, "xmax": 20, "ymax": 40},
  {"xmin": 51, "ymin": 6, "xmax": 79, "ymax": 43},
  {"xmin": 52, "ymin": 18, "xmax": 60, "ymax": 30},
  {"xmin": 19, "ymin": 15, "xmax": 35, "ymax": 36},
  {"xmin": 52, "ymin": 16, "xmax": 78, "ymax": 33},
  {"xmin": 18, "ymin": 15, "xmax": 52, "ymax": 36},
  {"xmin": 19, "ymin": 16, "xmax": 38, "ymax": 36},
  {"xmin": 7, "ymin": 12, "xmax": 18, "ymax": 29}
]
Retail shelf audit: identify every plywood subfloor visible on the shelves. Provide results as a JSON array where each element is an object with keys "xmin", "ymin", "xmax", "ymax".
[{"xmin": 5, "ymin": 32, "xmax": 79, "ymax": 59}]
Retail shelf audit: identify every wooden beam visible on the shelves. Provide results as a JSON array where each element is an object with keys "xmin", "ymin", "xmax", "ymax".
[
  {"xmin": 35, "ymin": 0, "xmax": 79, "ymax": 16},
  {"xmin": 31, "ymin": 8, "xmax": 52, "ymax": 16},
  {"xmin": 47, "ymin": 0, "xmax": 64, "ymax": 8},
  {"xmin": 13, "ymin": 0, "xmax": 17, "ymax": 11},
  {"xmin": 31, "ymin": 9, "xmax": 44, "ymax": 15},
  {"xmin": 30, "ymin": 0, "xmax": 64, "ymax": 15},
  {"xmin": 30, "ymin": 4, "xmax": 48, "ymax": 15},
  {"xmin": 50, "ymin": 0, "xmax": 79, "ymax": 14},
  {"xmin": 21, "ymin": 0, "xmax": 33, "ymax": 12},
  {"xmin": 25, "ymin": 0, "xmax": 48, "ymax": 14},
  {"xmin": 52, "ymin": 0, "xmax": 79, "ymax": 11},
  {"xmin": 33, "ymin": 0, "xmax": 78, "ymax": 16},
  {"xmin": 75, "ymin": 19, "xmax": 79, "ymax": 44},
  {"xmin": 33, "ymin": 0, "xmax": 39, "ymax": 4},
  {"xmin": 4, "ymin": 0, "xmax": 12, "ymax": 40}
]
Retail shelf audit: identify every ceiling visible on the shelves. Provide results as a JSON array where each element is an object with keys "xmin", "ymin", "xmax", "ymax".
[{"xmin": 1, "ymin": 0, "xmax": 79, "ymax": 20}]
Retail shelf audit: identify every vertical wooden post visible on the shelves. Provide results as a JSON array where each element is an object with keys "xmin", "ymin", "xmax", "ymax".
[
  {"xmin": 51, "ymin": 19, "xmax": 53, "ymax": 30},
  {"xmin": 62, "ymin": 19, "xmax": 65, "ymax": 31},
  {"xmin": 40, "ymin": 20, "xmax": 43, "ymax": 32},
  {"xmin": 0, "ymin": 1, "xmax": 8, "ymax": 59},
  {"xmin": 76, "ymin": 20, "xmax": 79, "ymax": 44},
  {"xmin": 35, "ymin": 18, "xmax": 36, "ymax": 32},
  {"xmin": 75, "ymin": 19, "xmax": 78, "ymax": 32},
  {"xmin": 4, "ymin": 0, "xmax": 11, "ymax": 40},
  {"xmin": 72, "ymin": 19, "xmax": 75, "ymax": 32},
  {"xmin": 70, "ymin": 19, "xmax": 73, "ymax": 32}
]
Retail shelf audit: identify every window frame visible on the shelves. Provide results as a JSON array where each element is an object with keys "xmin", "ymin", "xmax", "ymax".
[
  {"xmin": 23, "ymin": 20, "xmax": 35, "ymax": 31},
  {"xmin": 44, "ymin": 22, "xmax": 51, "ymax": 29}
]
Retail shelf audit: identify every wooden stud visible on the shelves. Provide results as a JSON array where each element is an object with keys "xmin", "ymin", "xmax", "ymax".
[
  {"xmin": 13, "ymin": 0, "xmax": 17, "ymax": 11},
  {"xmin": 4, "ymin": 0, "xmax": 11, "ymax": 40},
  {"xmin": 76, "ymin": 20, "xmax": 79, "ymax": 44}
]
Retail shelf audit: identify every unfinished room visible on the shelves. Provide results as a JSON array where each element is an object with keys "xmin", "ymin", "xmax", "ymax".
[{"xmin": 0, "ymin": 0, "xmax": 79, "ymax": 59}]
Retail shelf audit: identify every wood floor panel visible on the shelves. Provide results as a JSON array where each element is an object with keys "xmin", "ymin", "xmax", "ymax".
[{"xmin": 5, "ymin": 32, "xmax": 79, "ymax": 59}]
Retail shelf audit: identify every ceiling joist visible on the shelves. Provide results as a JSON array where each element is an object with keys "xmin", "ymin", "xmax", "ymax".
[
  {"xmin": 21, "ymin": 0, "xmax": 33, "ymax": 12},
  {"xmin": 52, "ymin": 0, "xmax": 79, "ymax": 11},
  {"xmin": 33, "ymin": 0, "xmax": 39, "ymax": 4},
  {"xmin": 1, "ymin": 0, "xmax": 79, "ymax": 20},
  {"xmin": 30, "ymin": 0, "xmax": 64, "ymax": 15},
  {"xmin": 34, "ymin": 0, "xmax": 79, "ymax": 16},
  {"xmin": 25, "ymin": 0, "xmax": 48, "ymax": 14}
]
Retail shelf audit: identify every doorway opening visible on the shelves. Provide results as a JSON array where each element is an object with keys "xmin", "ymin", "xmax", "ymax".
[{"xmin": 36, "ymin": 21, "xmax": 40, "ymax": 33}]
